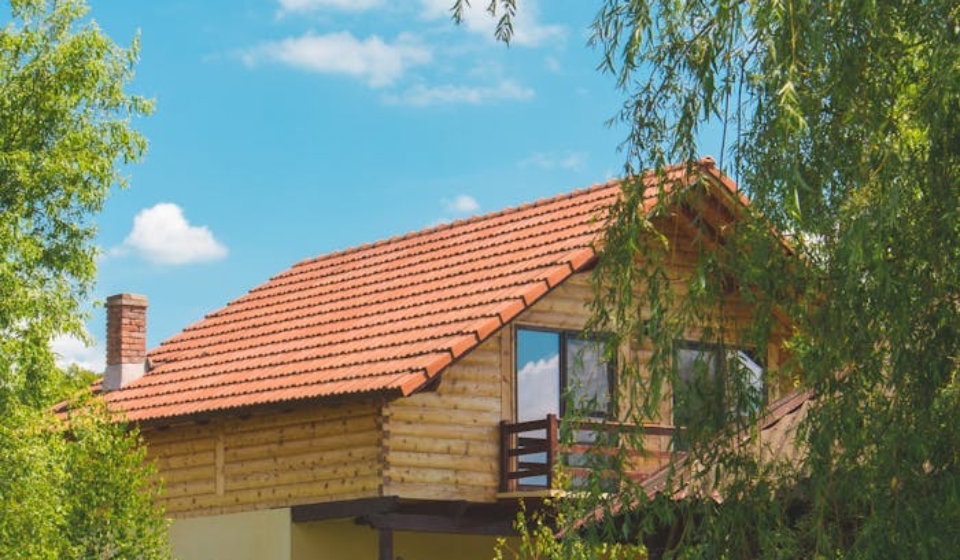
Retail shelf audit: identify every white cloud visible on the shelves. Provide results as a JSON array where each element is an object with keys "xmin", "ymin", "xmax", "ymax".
[
  {"xmin": 420, "ymin": 0, "xmax": 564, "ymax": 47},
  {"xmin": 51, "ymin": 334, "xmax": 105, "ymax": 373},
  {"xmin": 443, "ymin": 194, "xmax": 480, "ymax": 214},
  {"xmin": 116, "ymin": 203, "xmax": 228, "ymax": 266},
  {"xmin": 432, "ymin": 194, "xmax": 481, "ymax": 226},
  {"xmin": 243, "ymin": 31, "xmax": 431, "ymax": 88},
  {"xmin": 520, "ymin": 151, "xmax": 587, "ymax": 171},
  {"xmin": 277, "ymin": 0, "xmax": 382, "ymax": 14},
  {"xmin": 383, "ymin": 80, "xmax": 533, "ymax": 106},
  {"xmin": 518, "ymin": 354, "xmax": 559, "ymax": 419}
]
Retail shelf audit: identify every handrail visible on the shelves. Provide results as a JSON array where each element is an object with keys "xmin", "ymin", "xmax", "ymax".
[{"xmin": 499, "ymin": 415, "xmax": 676, "ymax": 492}]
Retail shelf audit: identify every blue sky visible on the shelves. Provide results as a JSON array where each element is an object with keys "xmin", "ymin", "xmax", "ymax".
[{"xmin": 50, "ymin": 1, "xmax": 688, "ymax": 370}]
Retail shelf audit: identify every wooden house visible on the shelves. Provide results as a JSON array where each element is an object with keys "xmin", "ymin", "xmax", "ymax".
[{"xmin": 93, "ymin": 159, "xmax": 792, "ymax": 560}]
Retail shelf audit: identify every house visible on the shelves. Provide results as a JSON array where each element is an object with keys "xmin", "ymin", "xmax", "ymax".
[{"xmin": 94, "ymin": 158, "xmax": 792, "ymax": 560}]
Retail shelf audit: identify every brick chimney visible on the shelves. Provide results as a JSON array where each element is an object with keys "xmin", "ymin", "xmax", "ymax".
[{"xmin": 103, "ymin": 293, "xmax": 148, "ymax": 391}]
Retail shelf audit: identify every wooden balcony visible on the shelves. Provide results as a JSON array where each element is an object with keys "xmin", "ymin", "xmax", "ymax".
[{"xmin": 499, "ymin": 414, "xmax": 676, "ymax": 493}]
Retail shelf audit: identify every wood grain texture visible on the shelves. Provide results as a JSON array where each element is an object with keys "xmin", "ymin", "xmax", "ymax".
[{"xmin": 144, "ymin": 402, "xmax": 381, "ymax": 517}]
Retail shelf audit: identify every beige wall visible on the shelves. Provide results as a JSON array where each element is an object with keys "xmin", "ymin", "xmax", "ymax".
[
  {"xmin": 394, "ymin": 532, "xmax": 510, "ymax": 560},
  {"xmin": 170, "ymin": 508, "xmax": 291, "ymax": 560},
  {"xmin": 173, "ymin": 512, "xmax": 510, "ymax": 560},
  {"xmin": 291, "ymin": 519, "xmax": 377, "ymax": 560},
  {"xmin": 292, "ymin": 519, "xmax": 509, "ymax": 560}
]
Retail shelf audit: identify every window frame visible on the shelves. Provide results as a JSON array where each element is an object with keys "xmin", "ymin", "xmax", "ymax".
[
  {"xmin": 515, "ymin": 325, "xmax": 616, "ymax": 422},
  {"xmin": 672, "ymin": 340, "xmax": 767, "ymax": 435}
]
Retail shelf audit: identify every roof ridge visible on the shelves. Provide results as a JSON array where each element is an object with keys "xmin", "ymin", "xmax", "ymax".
[
  {"xmin": 267, "ymin": 193, "xmax": 610, "ymax": 290},
  {"xmin": 201, "ymin": 182, "xmax": 617, "ymax": 319}
]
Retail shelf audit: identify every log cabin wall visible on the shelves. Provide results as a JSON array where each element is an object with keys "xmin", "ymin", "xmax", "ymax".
[
  {"xmin": 515, "ymin": 271, "xmax": 595, "ymax": 332},
  {"xmin": 653, "ymin": 212, "xmax": 792, "ymax": 405},
  {"xmin": 144, "ymin": 401, "xmax": 383, "ymax": 518},
  {"xmin": 512, "ymin": 226, "xmax": 791, "ymax": 478},
  {"xmin": 379, "ymin": 272, "xmax": 599, "ymax": 503},
  {"xmin": 381, "ymin": 332, "xmax": 506, "ymax": 503}
]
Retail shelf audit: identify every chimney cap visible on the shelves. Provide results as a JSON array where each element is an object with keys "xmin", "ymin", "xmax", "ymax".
[{"xmin": 106, "ymin": 293, "xmax": 148, "ymax": 307}]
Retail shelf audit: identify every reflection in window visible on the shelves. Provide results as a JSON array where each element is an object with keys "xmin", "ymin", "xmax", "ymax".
[
  {"xmin": 516, "ymin": 329, "xmax": 561, "ymax": 424},
  {"xmin": 673, "ymin": 341, "xmax": 765, "ymax": 449},
  {"xmin": 516, "ymin": 328, "xmax": 612, "ymax": 422},
  {"xmin": 515, "ymin": 327, "xmax": 614, "ymax": 488},
  {"xmin": 565, "ymin": 336, "xmax": 610, "ymax": 420}
]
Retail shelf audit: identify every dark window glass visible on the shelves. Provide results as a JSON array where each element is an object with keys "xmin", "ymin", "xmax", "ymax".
[
  {"xmin": 674, "ymin": 342, "xmax": 724, "ymax": 437},
  {"xmin": 673, "ymin": 341, "xmax": 766, "ymax": 448},
  {"xmin": 565, "ymin": 335, "xmax": 611, "ymax": 420}
]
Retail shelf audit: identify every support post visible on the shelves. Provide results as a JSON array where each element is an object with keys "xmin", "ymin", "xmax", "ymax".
[
  {"xmin": 546, "ymin": 413, "xmax": 558, "ymax": 490},
  {"xmin": 499, "ymin": 420, "xmax": 510, "ymax": 492},
  {"xmin": 379, "ymin": 527, "xmax": 393, "ymax": 560}
]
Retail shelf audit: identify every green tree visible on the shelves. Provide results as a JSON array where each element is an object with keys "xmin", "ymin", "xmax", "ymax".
[
  {"xmin": 0, "ymin": 0, "xmax": 149, "ymax": 408},
  {"xmin": 0, "ymin": 1, "xmax": 168, "ymax": 557},
  {"xmin": 483, "ymin": 1, "xmax": 960, "ymax": 558},
  {"xmin": 0, "ymin": 402, "xmax": 169, "ymax": 559}
]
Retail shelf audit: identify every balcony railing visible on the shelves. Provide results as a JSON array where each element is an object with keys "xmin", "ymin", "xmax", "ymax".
[{"xmin": 499, "ymin": 414, "xmax": 676, "ymax": 493}]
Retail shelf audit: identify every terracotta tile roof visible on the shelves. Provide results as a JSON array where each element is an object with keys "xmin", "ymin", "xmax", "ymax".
[{"xmin": 100, "ymin": 159, "xmax": 733, "ymax": 423}]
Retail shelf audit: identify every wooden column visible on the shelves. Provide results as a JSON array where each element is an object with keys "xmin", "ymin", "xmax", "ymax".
[
  {"xmin": 378, "ymin": 528, "xmax": 393, "ymax": 560},
  {"xmin": 499, "ymin": 420, "xmax": 510, "ymax": 493}
]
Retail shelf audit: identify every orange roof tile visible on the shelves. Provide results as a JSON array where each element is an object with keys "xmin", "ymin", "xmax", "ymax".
[{"xmin": 100, "ymin": 159, "xmax": 739, "ymax": 423}]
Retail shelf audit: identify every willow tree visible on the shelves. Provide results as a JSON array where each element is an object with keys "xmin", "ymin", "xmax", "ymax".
[
  {"xmin": 476, "ymin": 1, "xmax": 960, "ymax": 558},
  {"xmin": 0, "ymin": 1, "xmax": 167, "ymax": 557}
]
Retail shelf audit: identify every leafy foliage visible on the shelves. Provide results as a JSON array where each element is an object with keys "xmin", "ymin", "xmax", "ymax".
[
  {"xmin": 488, "ymin": 1, "xmax": 960, "ymax": 558},
  {"xmin": 0, "ymin": 1, "xmax": 167, "ymax": 557},
  {"xmin": 0, "ymin": 402, "xmax": 169, "ymax": 559},
  {"xmin": 0, "ymin": 0, "xmax": 151, "ymax": 409}
]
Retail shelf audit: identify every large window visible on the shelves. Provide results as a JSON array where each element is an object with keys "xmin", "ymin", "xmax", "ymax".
[
  {"xmin": 514, "ymin": 327, "xmax": 614, "ymax": 488},
  {"xmin": 673, "ymin": 341, "xmax": 765, "ymax": 447},
  {"xmin": 516, "ymin": 327, "xmax": 613, "ymax": 423}
]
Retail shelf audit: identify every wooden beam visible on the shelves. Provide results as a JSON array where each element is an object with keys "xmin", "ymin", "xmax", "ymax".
[
  {"xmin": 291, "ymin": 496, "xmax": 399, "ymax": 523},
  {"xmin": 362, "ymin": 513, "xmax": 517, "ymax": 536}
]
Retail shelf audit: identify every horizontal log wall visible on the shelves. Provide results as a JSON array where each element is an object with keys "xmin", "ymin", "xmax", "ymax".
[
  {"xmin": 656, "ymin": 216, "xmax": 792, "ymax": 401},
  {"xmin": 515, "ymin": 272, "xmax": 594, "ymax": 332},
  {"xmin": 381, "ymin": 272, "xmax": 603, "ymax": 503},
  {"xmin": 382, "ymin": 334, "xmax": 504, "ymax": 503},
  {"xmin": 144, "ymin": 401, "xmax": 383, "ymax": 518}
]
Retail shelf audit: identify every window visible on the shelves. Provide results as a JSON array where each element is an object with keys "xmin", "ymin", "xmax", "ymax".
[
  {"xmin": 516, "ymin": 327, "xmax": 613, "ymax": 422},
  {"xmin": 514, "ymin": 327, "xmax": 614, "ymax": 488},
  {"xmin": 673, "ymin": 341, "xmax": 765, "ymax": 447}
]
